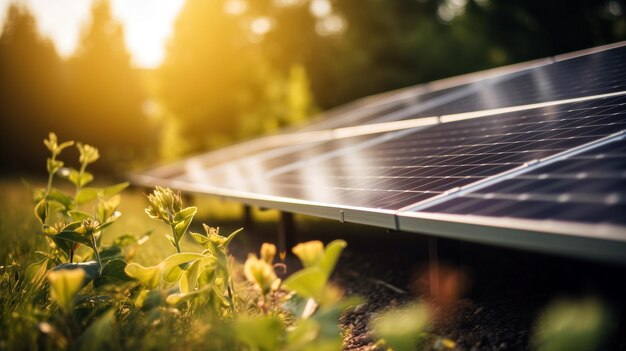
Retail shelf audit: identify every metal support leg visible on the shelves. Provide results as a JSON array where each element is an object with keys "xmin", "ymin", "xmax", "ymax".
[
  {"xmin": 243, "ymin": 205, "xmax": 253, "ymax": 232},
  {"xmin": 428, "ymin": 236, "xmax": 440, "ymax": 299},
  {"xmin": 278, "ymin": 212, "xmax": 295, "ymax": 254}
]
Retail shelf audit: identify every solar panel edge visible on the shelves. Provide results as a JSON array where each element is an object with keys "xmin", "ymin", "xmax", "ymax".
[
  {"xmin": 395, "ymin": 211, "xmax": 626, "ymax": 264},
  {"xmin": 129, "ymin": 173, "xmax": 399, "ymax": 229},
  {"xmin": 553, "ymin": 40, "xmax": 626, "ymax": 62},
  {"xmin": 132, "ymin": 167, "xmax": 626, "ymax": 264}
]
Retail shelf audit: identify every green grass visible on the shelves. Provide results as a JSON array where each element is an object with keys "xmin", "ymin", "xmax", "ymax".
[
  {"xmin": 0, "ymin": 178, "xmax": 353, "ymax": 351},
  {"xmin": 0, "ymin": 179, "xmax": 237, "ymax": 351}
]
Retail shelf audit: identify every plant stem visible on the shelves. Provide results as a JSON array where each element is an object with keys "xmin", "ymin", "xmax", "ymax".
[
  {"xmin": 76, "ymin": 162, "xmax": 87, "ymax": 194},
  {"xmin": 43, "ymin": 155, "xmax": 57, "ymax": 226},
  {"xmin": 91, "ymin": 233, "xmax": 102, "ymax": 274},
  {"xmin": 170, "ymin": 224, "xmax": 181, "ymax": 253}
]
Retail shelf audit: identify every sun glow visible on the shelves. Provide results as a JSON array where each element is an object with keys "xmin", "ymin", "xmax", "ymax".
[{"xmin": 0, "ymin": 0, "xmax": 185, "ymax": 68}]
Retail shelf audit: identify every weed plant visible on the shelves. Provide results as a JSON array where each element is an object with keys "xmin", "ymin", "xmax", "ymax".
[{"xmin": 0, "ymin": 133, "xmax": 358, "ymax": 351}]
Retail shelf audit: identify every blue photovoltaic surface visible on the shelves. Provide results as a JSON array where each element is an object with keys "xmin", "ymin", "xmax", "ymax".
[
  {"xmin": 173, "ymin": 94, "xmax": 626, "ymax": 211},
  {"xmin": 420, "ymin": 135, "xmax": 626, "ymax": 227}
]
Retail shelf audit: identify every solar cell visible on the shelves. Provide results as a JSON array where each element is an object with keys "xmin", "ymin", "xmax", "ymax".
[{"xmin": 418, "ymin": 134, "xmax": 626, "ymax": 227}]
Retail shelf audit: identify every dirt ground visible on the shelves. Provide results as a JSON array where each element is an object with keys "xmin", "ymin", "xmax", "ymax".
[{"xmin": 221, "ymin": 213, "xmax": 626, "ymax": 351}]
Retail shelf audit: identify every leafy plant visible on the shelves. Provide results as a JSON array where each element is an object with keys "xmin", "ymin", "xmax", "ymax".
[
  {"xmin": 0, "ymin": 132, "xmax": 364, "ymax": 351},
  {"xmin": 532, "ymin": 297, "xmax": 613, "ymax": 351},
  {"xmin": 370, "ymin": 302, "xmax": 432, "ymax": 351},
  {"xmin": 33, "ymin": 133, "xmax": 130, "ymax": 285}
]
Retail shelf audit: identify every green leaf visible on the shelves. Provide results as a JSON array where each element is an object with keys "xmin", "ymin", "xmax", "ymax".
[
  {"xmin": 61, "ymin": 221, "xmax": 83, "ymax": 232},
  {"xmin": 125, "ymin": 263, "xmax": 160, "ymax": 288},
  {"xmin": 190, "ymin": 232, "xmax": 208, "ymax": 244},
  {"xmin": 74, "ymin": 309, "xmax": 116, "ymax": 350},
  {"xmin": 173, "ymin": 216, "xmax": 193, "ymax": 242},
  {"xmin": 34, "ymin": 198, "xmax": 46, "ymax": 224},
  {"xmin": 165, "ymin": 234, "xmax": 177, "ymax": 249},
  {"xmin": 47, "ymin": 268, "xmax": 85, "ymax": 313},
  {"xmin": 370, "ymin": 303, "xmax": 431, "ymax": 351},
  {"xmin": 47, "ymin": 158, "xmax": 63, "ymax": 174},
  {"xmin": 67, "ymin": 169, "xmax": 80, "ymax": 185},
  {"xmin": 235, "ymin": 316, "xmax": 283, "ymax": 351},
  {"xmin": 95, "ymin": 259, "xmax": 132, "ymax": 288},
  {"xmin": 51, "ymin": 261, "xmax": 101, "ymax": 283},
  {"xmin": 173, "ymin": 206, "xmax": 197, "ymax": 222},
  {"xmin": 32, "ymin": 187, "xmax": 46, "ymax": 202},
  {"xmin": 80, "ymin": 172, "xmax": 94, "ymax": 187},
  {"xmin": 57, "ymin": 140, "xmax": 74, "ymax": 153},
  {"xmin": 68, "ymin": 170, "xmax": 94, "ymax": 187},
  {"xmin": 54, "ymin": 230, "xmax": 94, "ymax": 248},
  {"xmin": 102, "ymin": 182, "xmax": 129, "ymax": 197},
  {"xmin": 47, "ymin": 189, "xmax": 74, "ymax": 210},
  {"xmin": 99, "ymin": 246, "xmax": 122, "ymax": 263},
  {"xmin": 224, "ymin": 227, "xmax": 244, "ymax": 248},
  {"xmin": 282, "ymin": 267, "xmax": 327, "ymax": 300},
  {"xmin": 96, "ymin": 195, "xmax": 121, "ymax": 223},
  {"xmin": 165, "ymin": 286, "xmax": 210, "ymax": 305},
  {"xmin": 75, "ymin": 187, "xmax": 100, "ymax": 205},
  {"xmin": 285, "ymin": 318, "xmax": 321, "ymax": 350},
  {"xmin": 113, "ymin": 234, "xmax": 138, "ymax": 247},
  {"xmin": 160, "ymin": 253, "xmax": 210, "ymax": 284},
  {"xmin": 97, "ymin": 212, "xmax": 121, "ymax": 231},
  {"xmin": 69, "ymin": 210, "xmax": 91, "ymax": 221},
  {"xmin": 178, "ymin": 259, "xmax": 200, "ymax": 293},
  {"xmin": 320, "ymin": 240, "xmax": 347, "ymax": 277},
  {"xmin": 35, "ymin": 251, "xmax": 57, "ymax": 262},
  {"xmin": 49, "ymin": 222, "xmax": 83, "ymax": 257},
  {"xmin": 532, "ymin": 298, "xmax": 612, "ymax": 351},
  {"xmin": 25, "ymin": 258, "xmax": 49, "ymax": 286}
]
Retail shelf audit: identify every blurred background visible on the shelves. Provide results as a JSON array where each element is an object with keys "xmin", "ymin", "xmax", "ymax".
[{"xmin": 1, "ymin": 0, "xmax": 625, "ymax": 173}]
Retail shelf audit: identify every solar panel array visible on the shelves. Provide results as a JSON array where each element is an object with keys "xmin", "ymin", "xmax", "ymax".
[{"xmin": 134, "ymin": 43, "xmax": 626, "ymax": 262}]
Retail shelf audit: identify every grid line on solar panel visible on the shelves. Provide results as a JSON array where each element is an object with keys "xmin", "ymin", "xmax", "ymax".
[
  {"xmin": 195, "ymin": 94, "xmax": 625, "ymax": 210},
  {"xmin": 417, "ymin": 134, "xmax": 626, "ymax": 227}
]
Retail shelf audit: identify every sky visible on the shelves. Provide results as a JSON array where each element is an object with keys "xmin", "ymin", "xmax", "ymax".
[{"xmin": 0, "ymin": 0, "xmax": 185, "ymax": 68}]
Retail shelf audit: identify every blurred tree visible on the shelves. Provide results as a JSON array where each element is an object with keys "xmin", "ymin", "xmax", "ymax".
[
  {"xmin": 66, "ymin": 0, "xmax": 155, "ymax": 170},
  {"xmin": 0, "ymin": 4, "xmax": 64, "ymax": 172},
  {"xmin": 158, "ymin": 0, "xmax": 248, "ymax": 156},
  {"xmin": 157, "ymin": 0, "xmax": 319, "ymax": 158}
]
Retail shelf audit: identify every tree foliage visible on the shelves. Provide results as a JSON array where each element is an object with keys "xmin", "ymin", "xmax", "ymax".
[
  {"xmin": 0, "ymin": 4, "xmax": 63, "ymax": 172},
  {"xmin": 66, "ymin": 0, "xmax": 155, "ymax": 168},
  {"xmin": 0, "ymin": 1, "xmax": 154, "ymax": 173}
]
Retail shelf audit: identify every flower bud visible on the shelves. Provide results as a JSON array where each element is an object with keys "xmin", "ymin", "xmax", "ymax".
[
  {"xmin": 260, "ymin": 243, "xmax": 276, "ymax": 264},
  {"xmin": 244, "ymin": 254, "xmax": 277, "ymax": 295},
  {"xmin": 292, "ymin": 240, "xmax": 324, "ymax": 268}
]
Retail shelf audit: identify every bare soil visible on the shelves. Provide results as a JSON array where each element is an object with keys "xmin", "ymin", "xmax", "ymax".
[{"xmin": 221, "ymin": 215, "xmax": 626, "ymax": 351}]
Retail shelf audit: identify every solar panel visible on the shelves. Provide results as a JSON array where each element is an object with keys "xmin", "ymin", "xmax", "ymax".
[
  {"xmin": 132, "ymin": 43, "xmax": 626, "ymax": 262},
  {"xmin": 372, "ymin": 44, "xmax": 626, "ymax": 124},
  {"xmin": 416, "ymin": 134, "xmax": 626, "ymax": 226},
  {"xmin": 172, "ymin": 94, "xmax": 625, "ymax": 209}
]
